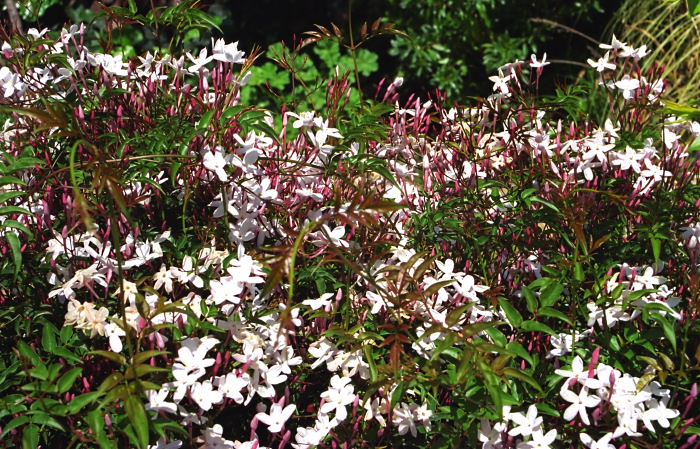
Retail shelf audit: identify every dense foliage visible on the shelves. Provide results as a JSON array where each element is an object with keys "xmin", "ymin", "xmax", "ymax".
[{"xmin": 0, "ymin": 4, "xmax": 699, "ymax": 449}]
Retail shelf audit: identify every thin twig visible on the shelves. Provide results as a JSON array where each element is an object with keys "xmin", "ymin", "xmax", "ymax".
[{"xmin": 530, "ymin": 17, "xmax": 599, "ymax": 45}]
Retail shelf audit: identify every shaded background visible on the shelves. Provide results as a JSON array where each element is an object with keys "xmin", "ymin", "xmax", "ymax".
[{"xmin": 10, "ymin": 0, "xmax": 695, "ymax": 107}]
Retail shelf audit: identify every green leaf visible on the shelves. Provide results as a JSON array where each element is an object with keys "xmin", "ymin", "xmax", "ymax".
[
  {"xmin": 535, "ymin": 402, "xmax": 560, "ymax": 418},
  {"xmin": 125, "ymin": 364, "xmax": 169, "ymax": 379},
  {"xmin": 649, "ymin": 312, "xmax": 677, "ymax": 353},
  {"xmin": 473, "ymin": 342, "xmax": 516, "ymax": 356},
  {"xmin": 609, "ymin": 282, "xmax": 626, "ymax": 300},
  {"xmin": 41, "ymin": 323, "xmax": 57, "ymax": 352},
  {"xmin": 0, "ymin": 175, "xmax": 26, "ymax": 187},
  {"xmin": 102, "ymin": 385, "xmax": 128, "ymax": 408},
  {"xmin": 478, "ymin": 359, "xmax": 502, "ymax": 419},
  {"xmin": 17, "ymin": 341, "xmax": 40, "ymax": 365},
  {"xmin": 183, "ymin": 8, "xmax": 223, "ymax": 33},
  {"xmin": 0, "ymin": 205, "xmax": 31, "ymax": 216},
  {"xmin": 521, "ymin": 286, "xmax": 538, "ymax": 314},
  {"xmin": 484, "ymin": 327, "xmax": 507, "ymax": 347},
  {"xmin": 5, "ymin": 230, "xmax": 22, "ymax": 279},
  {"xmin": 21, "ymin": 424, "xmax": 39, "ymax": 449},
  {"xmin": 362, "ymin": 345, "xmax": 379, "ymax": 382},
  {"xmin": 131, "ymin": 380, "xmax": 163, "ymax": 394},
  {"xmin": 132, "ymin": 350, "xmax": 168, "ymax": 365},
  {"xmin": 371, "ymin": 164, "xmax": 400, "ymax": 189},
  {"xmin": 123, "ymin": 394, "xmax": 149, "ymax": 449},
  {"xmin": 52, "ymin": 347, "xmax": 82, "ymax": 364},
  {"xmin": 628, "ymin": 289, "xmax": 658, "ymax": 302},
  {"xmin": 98, "ymin": 372, "xmax": 125, "ymax": 394},
  {"xmin": 502, "ymin": 367, "xmax": 543, "ymax": 393},
  {"xmin": 197, "ymin": 109, "xmax": 216, "ymax": 130},
  {"xmin": 0, "ymin": 158, "xmax": 45, "ymax": 173},
  {"xmin": 663, "ymin": 100, "xmax": 700, "ymax": 118},
  {"xmin": 90, "ymin": 350, "xmax": 127, "ymax": 366},
  {"xmin": 59, "ymin": 325, "xmax": 73, "ymax": 344},
  {"xmin": 66, "ymin": 392, "xmax": 102, "ymax": 414},
  {"xmin": 536, "ymin": 307, "xmax": 573, "ymax": 325},
  {"xmin": 461, "ymin": 321, "xmax": 504, "ymax": 339},
  {"xmin": 690, "ymin": 0, "xmax": 700, "ymax": 16},
  {"xmin": 22, "ymin": 381, "xmax": 58, "ymax": 394},
  {"xmin": 429, "ymin": 332, "xmax": 458, "ymax": 363},
  {"xmin": 57, "ymin": 368, "xmax": 82, "ymax": 394},
  {"xmin": 520, "ymin": 320, "xmax": 557, "ymax": 336},
  {"xmin": 47, "ymin": 363, "xmax": 62, "ymax": 382},
  {"xmin": 498, "ymin": 298, "xmax": 523, "ymax": 328},
  {"xmin": 0, "ymin": 190, "xmax": 25, "ymax": 203},
  {"xmin": 650, "ymin": 236, "xmax": 661, "ymax": 265},
  {"xmin": 531, "ymin": 196, "xmax": 560, "ymax": 213},
  {"xmin": 539, "ymin": 281, "xmax": 564, "ymax": 308},
  {"xmin": 219, "ymin": 105, "xmax": 247, "ymax": 124},
  {"xmin": 390, "ymin": 380, "xmax": 407, "ymax": 407},
  {"xmin": 0, "ymin": 415, "xmax": 30, "ymax": 440},
  {"xmin": 573, "ymin": 262, "xmax": 584, "ymax": 282},
  {"xmin": 445, "ymin": 304, "xmax": 472, "ymax": 326},
  {"xmin": 87, "ymin": 407, "xmax": 115, "ymax": 449},
  {"xmin": 3, "ymin": 219, "xmax": 33, "ymax": 239},
  {"xmin": 505, "ymin": 341, "xmax": 534, "ymax": 366},
  {"xmin": 26, "ymin": 413, "xmax": 65, "ymax": 432},
  {"xmin": 685, "ymin": 426, "xmax": 700, "ymax": 436}
]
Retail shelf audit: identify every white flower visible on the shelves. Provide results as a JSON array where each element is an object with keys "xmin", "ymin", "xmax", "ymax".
[
  {"xmin": 215, "ymin": 372, "xmax": 249, "ymax": 404},
  {"xmin": 547, "ymin": 331, "xmax": 590, "ymax": 359},
  {"xmin": 170, "ymin": 255, "xmax": 204, "ymax": 288},
  {"xmin": 153, "ymin": 264, "xmax": 175, "ymax": 293},
  {"xmin": 509, "ymin": 405, "xmax": 543, "ymax": 437},
  {"xmin": 191, "ymin": 380, "xmax": 224, "ymax": 411},
  {"xmin": 641, "ymin": 398, "xmax": 680, "ymax": 433},
  {"xmin": 104, "ymin": 322, "xmax": 125, "ymax": 353},
  {"xmin": 560, "ymin": 385, "xmax": 601, "ymax": 425},
  {"xmin": 319, "ymin": 375, "xmax": 355, "ymax": 420},
  {"xmin": 639, "ymin": 159, "xmax": 672, "ymax": 184},
  {"xmin": 287, "ymin": 111, "xmax": 316, "ymax": 128},
  {"xmin": 256, "ymin": 402, "xmax": 296, "ymax": 433},
  {"xmin": 599, "ymin": 35, "xmax": 628, "ymax": 51},
  {"xmin": 149, "ymin": 438, "xmax": 183, "ymax": 449},
  {"xmin": 530, "ymin": 53, "xmax": 550, "ymax": 69},
  {"xmin": 203, "ymin": 149, "xmax": 231, "ymax": 182},
  {"xmin": 172, "ymin": 337, "xmax": 219, "ymax": 386},
  {"xmin": 517, "ymin": 429, "xmax": 557, "ymax": 449},
  {"xmin": 478, "ymin": 419, "xmax": 507, "ymax": 449},
  {"xmin": 681, "ymin": 223, "xmax": 700, "ymax": 248},
  {"xmin": 145, "ymin": 388, "xmax": 178, "ymax": 418},
  {"xmin": 211, "ymin": 39, "xmax": 245, "ymax": 64},
  {"xmin": 187, "ymin": 48, "xmax": 214, "ymax": 73},
  {"xmin": 302, "ymin": 292, "xmax": 335, "ymax": 310},
  {"xmin": 614, "ymin": 75, "xmax": 640, "ymax": 100},
  {"xmin": 100, "ymin": 54, "xmax": 128, "ymax": 76},
  {"xmin": 195, "ymin": 424, "xmax": 235, "ymax": 449},
  {"xmin": 392, "ymin": 402, "xmax": 417, "ymax": 437},
  {"xmin": 363, "ymin": 397, "xmax": 388, "ymax": 427},
  {"xmin": 309, "ymin": 225, "xmax": 349, "ymax": 248},
  {"xmin": 580, "ymin": 432, "xmax": 615, "ymax": 449},
  {"xmin": 412, "ymin": 402, "xmax": 433, "ymax": 432},
  {"xmin": 611, "ymin": 146, "xmax": 644, "ymax": 172},
  {"xmin": 587, "ymin": 52, "xmax": 616, "ymax": 72}
]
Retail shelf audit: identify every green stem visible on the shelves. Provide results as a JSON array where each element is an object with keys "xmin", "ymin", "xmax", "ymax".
[{"xmin": 347, "ymin": 0, "xmax": 363, "ymax": 103}]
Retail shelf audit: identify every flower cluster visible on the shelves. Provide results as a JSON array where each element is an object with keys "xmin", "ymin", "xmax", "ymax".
[{"xmin": 0, "ymin": 21, "xmax": 698, "ymax": 449}]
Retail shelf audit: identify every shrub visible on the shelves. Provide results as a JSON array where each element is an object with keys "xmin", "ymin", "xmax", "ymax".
[{"xmin": 0, "ymin": 7, "xmax": 699, "ymax": 449}]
